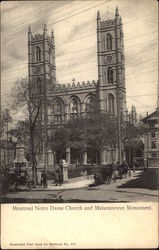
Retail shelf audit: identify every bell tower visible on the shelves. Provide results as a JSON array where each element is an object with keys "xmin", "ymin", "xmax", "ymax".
[
  {"xmin": 28, "ymin": 24, "xmax": 56, "ymax": 91},
  {"xmin": 97, "ymin": 7, "xmax": 126, "ymax": 116},
  {"xmin": 28, "ymin": 24, "xmax": 56, "ymax": 168}
]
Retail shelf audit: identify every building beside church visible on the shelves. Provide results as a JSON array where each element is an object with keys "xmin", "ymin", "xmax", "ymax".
[
  {"xmin": 28, "ymin": 7, "xmax": 127, "ymax": 169},
  {"xmin": 142, "ymin": 109, "xmax": 159, "ymax": 168},
  {"xmin": 141, "ymin": 71, "xmax": 159, "ymax": 168}
]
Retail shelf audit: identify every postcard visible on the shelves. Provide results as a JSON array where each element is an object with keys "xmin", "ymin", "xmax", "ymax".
[{"xmin": 1, "ymin": 0, "xmax": 158, "ymax": 249}]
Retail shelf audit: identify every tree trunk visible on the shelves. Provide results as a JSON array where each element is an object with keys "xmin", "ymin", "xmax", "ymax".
[
  {"xmin": 132, "ymin": 148, "xmax": 135, "ymax": 172},
  {"xmin": 30, "ymin": 129, "xmax": 36, "ymax": 187},
  {"xmin": 129, "ymin": 145, "xmax": 131, "ymax": 167}
]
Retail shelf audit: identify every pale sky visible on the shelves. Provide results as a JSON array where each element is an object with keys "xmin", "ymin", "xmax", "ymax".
[{"xmin": 1, "ymin": 0, "xmax": 158, "ymax": 117}]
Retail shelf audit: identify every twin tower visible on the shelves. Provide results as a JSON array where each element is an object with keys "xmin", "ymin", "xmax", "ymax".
[
  {"xmin": 28, "ymin": 7, "xmax": 126, "ymax": 122},
  {"xmin": 28, "ymin": 7, "xmax": 126, "ymax": 165}
]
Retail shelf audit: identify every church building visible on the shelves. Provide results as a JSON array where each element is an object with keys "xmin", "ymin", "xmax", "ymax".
[{"xmin": 28, "ymin": 7, "xmax": 127, "ymax": 169}]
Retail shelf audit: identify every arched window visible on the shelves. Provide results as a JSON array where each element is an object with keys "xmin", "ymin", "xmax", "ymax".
[
  {"xmin": 107, "ymin": 67, "xmax": 113, "ymax": 84},
  {"xmin": 48, "ymin": 48, "xmax": 51, "ymax": 63},
  {"xmin": 106, "ymin": 33, "xmax": 112, "ymax": 50},
  {"xmin": 53, "ymin": 99, "xmax": 64, "ymax": 124},
  {"xmin": 35, "ymin": 46, "xmax": 41, "ymax": 62},
  {"xmin": 104, "ymin": 37, "xmax": 107, "ymax": 50},
  {"xmin": 86, "ymin": 96, "xmax": 95, "ymax": 113},
  {"xmin": 69, "ymin": 97, "xmax": 80, "ymax": 118},
  {"xmin": 108, "ymin": 94, "xmax": 115, "ymax": 114},
  {"xmin": 104, "ymin": 71, "xmax": 107, "ymax": 84}
]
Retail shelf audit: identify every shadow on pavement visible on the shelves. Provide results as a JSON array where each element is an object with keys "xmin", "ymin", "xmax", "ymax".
[
  {"xmin": 1, "ymin": 197, "xmax": 129, "ymax": 203},
  {"xmin": 118, "ymin": 168, "xmax": 159, "ymax": 190},
  {"xmin": 1, "ymin": 198, "xmax": 64, "ymax": 203}
]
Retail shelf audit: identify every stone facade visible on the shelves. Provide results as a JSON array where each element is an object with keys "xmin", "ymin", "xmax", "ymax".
[
  {"xmin": 28, "ymin": 7, "xmax": 126, "ymax": 169},
  {"xmin": 142, "ymin": 109, "xmax": 159, "ymax": 168}
]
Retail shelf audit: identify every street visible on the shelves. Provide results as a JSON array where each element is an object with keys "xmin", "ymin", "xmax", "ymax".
[{"xmin": 2, "ymin": 171, "xmax": 158, "ymax": 203}]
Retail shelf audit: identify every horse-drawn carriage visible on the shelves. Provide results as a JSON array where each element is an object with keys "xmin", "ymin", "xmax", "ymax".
[
  {"xmin": 94, "ymin": 165, "xmax": 116, "ymax": 185},
  {"xmin": 1, "ymin": 167, "xmax": 31, "ymax": 193},
  {"xmin": 93, "ymin": 163, "xmax": 129, "ymax": 185}
]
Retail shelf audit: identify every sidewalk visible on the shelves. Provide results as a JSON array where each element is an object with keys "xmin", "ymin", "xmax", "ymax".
[
  {"xmin": 2, "ymin": 171, "xmax": 158, "ymax": 203},
  {"xmin": 92, "ymin": 172, "xmax": 158, "ymax": 197},
  {"xmin": 32, "ymin": 175, "xmax": 94, "ymax": 191},
  {"xmin": 31, "ymin": 171, "xmax": 158, "ymax": 197},
  {"xmin": 116, "ymin": 188, "xmax": 158, "ymax": 197}
]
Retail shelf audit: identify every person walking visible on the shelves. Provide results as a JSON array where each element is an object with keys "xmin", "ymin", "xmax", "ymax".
[
  {"xmin": 112, "ymin": 163, "xmax": 117, "ymax": 182},
  {"xmin": 41, "ymin": 171, "xmax": 44, "ymax": 186},
  {"xmin": 58, "ymin": 168, "xmax": 63, "ymax": 186},
  {"xmin": 54, "ymin": 170, "xmax": 59, "ymax": 186},
  {"xmin": 43, "ymin": 172, "xmax": 47, "ymax": 188},
  {"xmin": 54, "ymin": 166, "xmax": 63, "ymax": 186},
  {"xmin": 122, "ymin": 161, "xmax": 127, "ymax": 179},
  {"xmin": 116, "ymin": 161, "xmax": 121, "ymax": 179}
]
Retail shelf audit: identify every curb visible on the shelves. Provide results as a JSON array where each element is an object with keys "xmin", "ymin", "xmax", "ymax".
[
  {"xmin": 116, "ymin": 189, "xmax": 158, "ymax": 197},
  {"xmin": 30, "ymin": 181, "xmax": 94, "ymax": 191}
]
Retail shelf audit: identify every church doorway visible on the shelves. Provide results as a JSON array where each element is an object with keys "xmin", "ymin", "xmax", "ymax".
[
  {"xmin": 70, "ymin": 148, "xmax": 82, "ymax": 166},
  {"xmin": 87, "ymin": 147, "xmax": 99, "ymax": 164}
]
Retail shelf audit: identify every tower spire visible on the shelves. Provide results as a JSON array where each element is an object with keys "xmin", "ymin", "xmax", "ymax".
[
  {"xmin": 28, "ymin": 25, "xmax": 32, "ymax": 42},
  {"xmin": 97, "ymin": 10, "xmax": 100, "ymax": 19},
  {"xmin": 44, "ymin": 23, "xmax": 47, "ymax": 38},
  {"xmin": 28, "ymin": 25, "xmax": 31, "ymax": 33},
  {"xmin": 115, "ymin": 6, "xmax": 119, "ymax": 16},
  {"xmin": 51, "ymin": 29, "xmax": 54, "ymax": 38},
  {"xmin": 51, "ymin": 29, "xmax": 54, "ymax": 44},
  {"xmin": 44, "ymin": 23, "xmax": 47, "ymax": 32}
]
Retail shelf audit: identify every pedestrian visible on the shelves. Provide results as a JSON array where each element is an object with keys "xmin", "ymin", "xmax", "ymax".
[
  {"xmin": 54, "ymin": 166, "xmax": 62, "ymax": 186},
  {"xmin": 141, "ymin": 162, "xmax": 144, "ymax": 172},
  {"xmin": 25, "ymin": 171, "xmax": 31, "ymax": 189},
  {"xmin": 54, "ymin": 170, "xmax": 59, "ymax": 186},
  {"xmin": 43, "ymin": 172, "xmax": 47, "ymax": 188},
  {"xmin": 112, "ymin": 163, "xmax": 117, "ymax": 182},
  {"xmin": 128, "ymin": 165, "xmax": 131, "ymax": 177},
  {"xmin": 116, "ymin": 161, "xmax": 120, "ymax": 179},
  {"xmin": 41, "ymin": 171, "xmax": 44, "ymax": 186},
  {"xmin": 58, "ymin": 168, "xmax": 63, "ymax": 186},
  {"xmin": 122, "ymin": 161, "xmax": 127, "ymax": 179}
]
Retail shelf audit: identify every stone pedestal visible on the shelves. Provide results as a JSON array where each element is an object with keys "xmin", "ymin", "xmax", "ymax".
[
  {"xmin": 36, "ymin": 168, "xmax": 43, "ymax": 185},
  {"xmin": 66, "ymin": 147, "xmax": 70, "ymax": 164},
  {"xmin": 63, "ymin": 164, "xmax": 68, "ymax": 182},
  {"xmin": 100, "ymin": 149, "xmax": 105, "ymax": 164},
  {"xmin": 61, "ymin": 159, "xmax": 68, "ymax": 182},
  {"xmin": 105, "ymin": 149, "xmax": 108, "ymax": 164},
  {"xmin": 82, "ymin": 150, "xmax": 87, "ymax": 165},
  {"xmin": 115, "ymin": 146, "xmax": 118, "ymax": 163},
  {"xmin": 13, "ymin": 138, "xmax": 28, "ymax": 169},
  {"xmin": 47, "ymin": 148, "xmax": 54, "ymax": 171}
]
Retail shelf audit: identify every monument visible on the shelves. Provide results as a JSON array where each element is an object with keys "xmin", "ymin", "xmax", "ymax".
[{"xmin": 13, "ymin": 137, "xmax": 28, "ymax": 171}]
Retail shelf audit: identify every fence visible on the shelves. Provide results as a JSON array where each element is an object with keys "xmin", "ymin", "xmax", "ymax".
[{"xmin": 68, "ymin": 164, "xmax": 101, "ymax": 179}]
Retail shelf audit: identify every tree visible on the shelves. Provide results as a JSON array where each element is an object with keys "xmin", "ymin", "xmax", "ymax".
[
  {"xmin": 122, "ymin": 120, "xmax": 145, "ymax": 168},
  {"xmin": 49, "ymin": 112, "xmax": 118, "ymax": 164},
  {"xmin": 67, "ymin": 116, "xmax": 88, "ymax": 164},
  {"xmin": 48, "ymin": 125, "xmax": 69, "ymax": 162},
  {"xmin": 87, "ymin": 112, "xmax": 117, "ymax": 152},
  {"xmin": 10, "ymin": 78, "xmax": 46, "ymax": 186}
]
